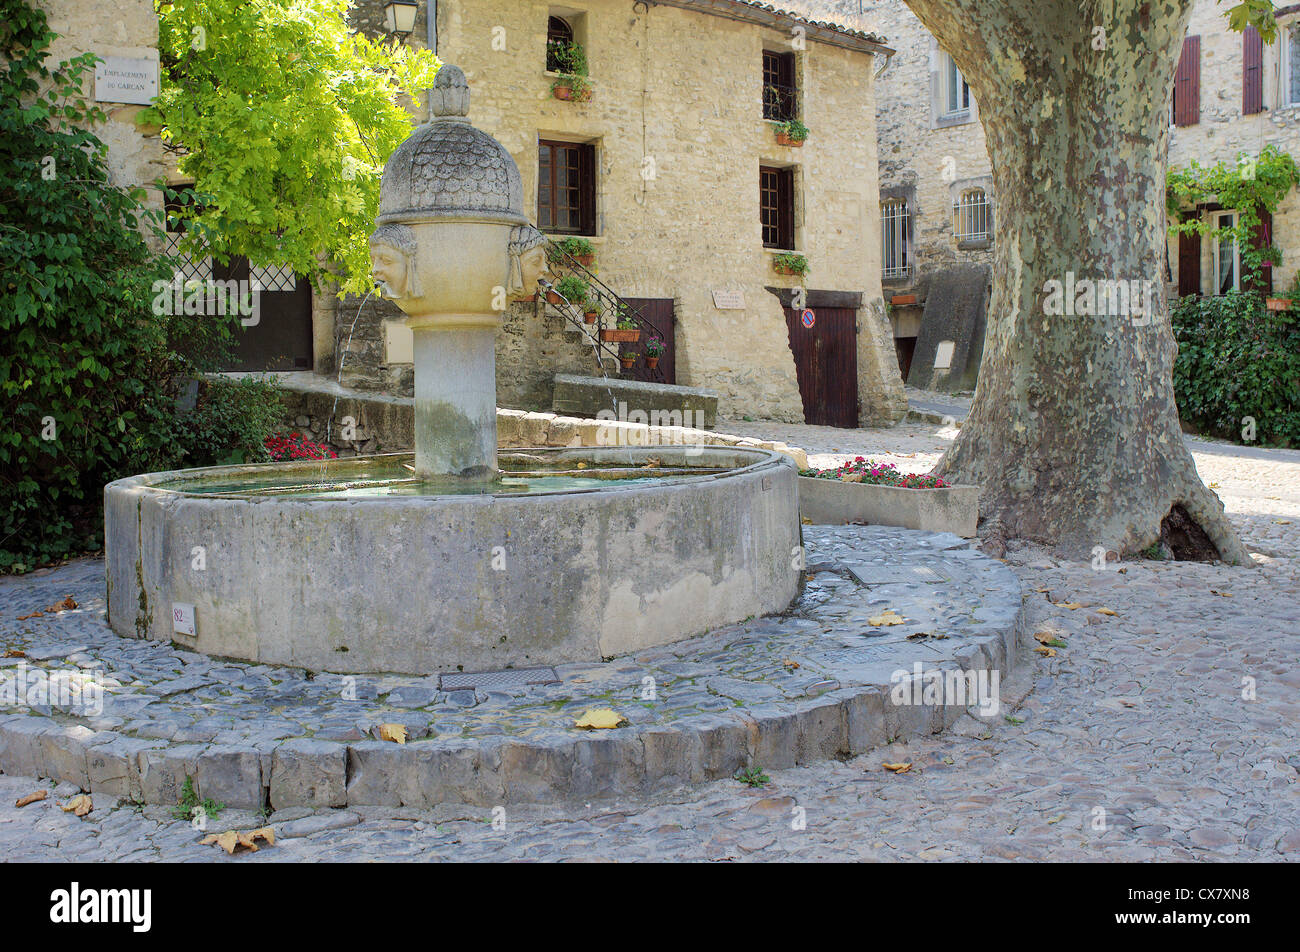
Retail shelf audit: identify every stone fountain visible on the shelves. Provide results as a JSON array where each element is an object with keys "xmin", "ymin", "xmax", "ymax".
[{"xmin": 104, "ymin": 66, "xmax": 800, "ymax": 674}]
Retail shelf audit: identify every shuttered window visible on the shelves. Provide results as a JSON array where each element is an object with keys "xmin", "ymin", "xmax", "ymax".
[
  {"xmin": 1177, "ymin": 227, "xmax": 1201, "ymax": 298},
  {"xmin": 760, "ymin": 165, "xmax": 795, "ymax": 250},
  {"xmin": 1248, "ymin": 208, "xmax": 1273, "ymax": 294},
  {"xmin": 1173, "ymin": 35, "xmax": 1200, "ymax": 127},
  {"xmin": 1243, "ymin": 26, "xmax": 1264, "ymax": 114},
  {"xmin": 538, "ymin": 140, "xmax": 596, "ymax": 235}
]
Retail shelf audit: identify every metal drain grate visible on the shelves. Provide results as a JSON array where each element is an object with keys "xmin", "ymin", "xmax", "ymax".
[
  {"xmin": 848, "ymin": 564, "xmax": 948, "ymax": 586},
  {"xmin": 439, "ymin": 666, "xmax": 560, "ymax": 691}
]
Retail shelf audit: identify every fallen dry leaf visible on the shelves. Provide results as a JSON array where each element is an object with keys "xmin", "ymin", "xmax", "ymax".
[
  {"xmin": 3, "ymin": 649, "xmax": 25, "ymax": 658},
  {"xmin": 376, "ymin": 723, "xmax": 407, "ymax": 744},
  {"xmin": 1033, "ymin": 632, "xmax": 1067, "ymax": 647},
  {"xmin": 800, "ymin": 516, "xmax": 812, "ymax": 525},
  {"xmin": 906, "ymin": 631, "xmax": 948, "ymax": 641},
  {"xmin": 641, "ymin": 457, "xmax": 661, "ymax": 469},
  {"xmin": 1210, "ymin": 589, "xmax": 1233, "ymax": 598},
  {"xmin": 15, "ymin": 790, "xmax": 47, "ymax": 808},
  {"xmin": 61, "ymin": 794, "xmax": 92, "ymax": 817},
  {"xmin": 201, "ymin": 827, "xmax": 275, "ymax": 855},
  {"xmin": 867, "ymin": 609, "xmax": 905, "ymax": 627},
  {"xmin": 52, "ymin": 596, "xmax": 77, "ymax": 611},
  {"xmin": 1054, "ymin": 601, "xmax": 1084, "ymax": 610},
  {"xmin": 1034, "ymin": 645, "xmax": 1057, "ymax": 658},
  {"xmin": 1097, "ymin": 608, "xmax": 1118, "ymax": 616},
  {"xmin": 16, "ymin": 612, "xmax": 43, "ymax": 621},
  {"xmin": 574, "ymin": 708, "xmax": 629, "ymax": 730},
  {"xmin": 782, "ymin": 659, "xmax": 800, "ymax": 670},
  {"xmin": 882, "ymin": 762, "xmax": 912, "ymax": 774}
]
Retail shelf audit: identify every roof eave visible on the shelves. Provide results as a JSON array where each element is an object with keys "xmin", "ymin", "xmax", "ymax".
[{"xmin": 649, "ymin": 0, "xmax": 894, "ymax": 57}]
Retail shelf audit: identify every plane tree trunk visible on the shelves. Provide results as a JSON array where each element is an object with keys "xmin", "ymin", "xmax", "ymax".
[{"xmin": 904, "ymin": 0, "xmax": 1248, "ymax": 562}]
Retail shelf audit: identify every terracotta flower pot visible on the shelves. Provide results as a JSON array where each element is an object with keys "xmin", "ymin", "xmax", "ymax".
[
  {"xmin": 774, "ymin": 264, "xmax": 803, "ymax": 276},
  {"xmin": 583, "ymin": 311, "xmax": 598, "ymax": 323},
  {"xmin": 576, "ymin": 254, "xmax": 595, "ymax": 266},
  {"xmin": 546, "ymin": 290, "xmax": 565, "ymax": 306},
  {"xmin": 619, "ymin": 357, "xmax": 635, "ymax": 370},
  {"xmin": 600, "ymin": 328, "xmax": 641, "ymax": 343},
  {"xmin": 775, "ymin": 133, "xmax": 804, "ymax": 147},
  {"xmin": 553, "ymin": 85, "xmax": 573, "ymax": 101},
  {"xmin": 645, "ymin": 356, "xmax": 659, "ymax": 370}
]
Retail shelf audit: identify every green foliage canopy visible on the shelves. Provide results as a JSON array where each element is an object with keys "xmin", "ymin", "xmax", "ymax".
[{"xmin": 144, "ymin": 0, "xmax": 440, "ymax": 296}]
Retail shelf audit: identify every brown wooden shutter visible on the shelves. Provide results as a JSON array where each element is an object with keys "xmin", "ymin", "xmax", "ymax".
[
  {"xmin": 1248, "ymin": 208, "xmax": 1274, "ymax": 294},
  {"xmin": 578, "ymin": 143, "xmax": 597, "ymax": 236},
  {"xmin": 1174, "ymin": 36, "xmax": 1201, "ymax": 127},
  {"xmin": 1243, "ymin": 26, "xmax": 1264, "ymax": 114},
  {"xmin": 1178, "ymin": 228, "xmax": 1201, "ymax": 297}
]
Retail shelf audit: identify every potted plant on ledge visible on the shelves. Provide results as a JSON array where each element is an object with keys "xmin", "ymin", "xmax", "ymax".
[
  {"xmin": 773, "ymin": 252, "xmax": 808, "ymax": 277},
  {"xmin": 643, "ymin": 335, "xmax": 664, "ymax": 370},
  {"xmin": 619, "ymin": 350, "xmax": 637, "ymax": 371},
  {"xmin": 774, "ymin": 119, "xmax": 808, "ymax": 147},
  {"xmin": 549, "ymin": 236, "xmax": 596, "ymax": 267},
  {"xmin": 549, "ymin": 39, "xmax": 593, "ymax": 102},
  {"xmin": 550, "ymin": 274, "xmax": 589, "ymax": 310},
  {"xmin": 600, "ymin": 307, "xmax": 641, "ymax": 343}
]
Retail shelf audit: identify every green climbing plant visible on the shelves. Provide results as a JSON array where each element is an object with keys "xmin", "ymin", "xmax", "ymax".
[
  {"xmin": 1166, "ymin": 145, "xmax": 1300, "ymax": 288},
  {"xmin": 144, "ymin": 0, "xmax": 440, "ymax": 296}
]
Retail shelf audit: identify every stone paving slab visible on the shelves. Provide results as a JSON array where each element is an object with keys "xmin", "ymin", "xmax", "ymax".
[{"xmin": 0, "ymin": 526, "xmax": 1021, "ymax": 810}]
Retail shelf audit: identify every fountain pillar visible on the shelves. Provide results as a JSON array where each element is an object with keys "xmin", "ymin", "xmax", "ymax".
[
  {"xmin": 368, "ymin": 64, "xmax": 548, "ymax": 480},
  {"xmin": 410, "ymin": 318, "xmax": 497, "ymax": 479}
]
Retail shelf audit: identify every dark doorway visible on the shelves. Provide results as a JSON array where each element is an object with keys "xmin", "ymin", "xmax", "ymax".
[
  {"xmin": 215, "ymin": 257, "xmax": 314, "ymax": 372},
  {"xmin": 895, "ymin": 336, "xmax": 917, "ymax": 381},
  {"xmin": 783, "ymin": 305, "xmax": 858, "ymax": 427},
  {"xmin": 621, "ymin": 297, "xmax": 676, "ymax": 384}
]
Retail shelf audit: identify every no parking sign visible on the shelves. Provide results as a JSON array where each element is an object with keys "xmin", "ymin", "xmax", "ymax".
[{"xmin": 800, "ymin": 308, "xmax": 815, "ymax": 328}]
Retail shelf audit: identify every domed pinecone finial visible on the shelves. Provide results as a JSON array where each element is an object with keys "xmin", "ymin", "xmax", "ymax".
[{"xmin": 429, "ymin": 64, "xmax": 470, "ymax": 119}]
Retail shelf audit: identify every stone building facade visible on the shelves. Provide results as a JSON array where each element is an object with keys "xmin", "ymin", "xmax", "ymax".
[
  {"xmin": 337, "ymin": 0, "xmax": 907, "ymax": 425},
  {"xmin": 801, "ymin": 0, "xmax": 997, "ymax": 393},
  {"xmin": 1164, "ymin": 1, "xmax": 1300, "ymax": 298},
  {"xmin": 36, "ymin": 0, "xmax": 168, "ymax": 213},
  {"xmin": 814, "ymin": 0, "xmax": 1300, "ymax": 391}
]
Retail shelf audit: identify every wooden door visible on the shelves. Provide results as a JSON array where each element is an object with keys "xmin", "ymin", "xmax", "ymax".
[
  {"xmin": 216, "ymin": 257, "xmax": 314, "ymax": 372},
  {"xmin": 621, "ymin": 297, "xmax": 676, "ymax": 384},
  {"xmin": 784, "ymin": 305, "xmax": 858, "ymax": 427}
]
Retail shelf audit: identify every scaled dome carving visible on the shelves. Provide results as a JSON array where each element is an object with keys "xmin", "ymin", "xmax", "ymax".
[{"xmin": 376, "ymin": 65, "xmax": 525, "ymax": 225}]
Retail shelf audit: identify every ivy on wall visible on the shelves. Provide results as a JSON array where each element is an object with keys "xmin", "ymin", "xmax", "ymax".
[{"xmin": 1166, "ymin": 145, "xmax": 1300, "ymax": 286}]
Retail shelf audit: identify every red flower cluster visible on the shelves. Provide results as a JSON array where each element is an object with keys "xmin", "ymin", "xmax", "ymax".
[
  {"xmin": 264, "ymin": 432, "xmax": 338, "ymax": 462},
  {"xmin": 803, "ymin": 456, "xmax": 949, "ymax": 489}
]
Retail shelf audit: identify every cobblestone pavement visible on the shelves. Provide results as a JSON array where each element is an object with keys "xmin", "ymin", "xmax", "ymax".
[
  {"xmin": 0, "ymin": 419, "xmax": 1296, "ymax": 861},
  {"xmin": 0, "ymin": 527, "xmax": 1019, "ymax": 809}
]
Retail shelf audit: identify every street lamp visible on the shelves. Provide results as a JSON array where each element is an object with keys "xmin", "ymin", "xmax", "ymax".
[{"xmin": 383, "ymin": 1, "xmax": 419, "ymax": 42}]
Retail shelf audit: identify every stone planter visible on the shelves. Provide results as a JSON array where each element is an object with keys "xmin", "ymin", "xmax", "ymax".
[
  {"xmin": 798, "ymin": 476, "xmax": 979, "ymax": 537},
  {"xmin": 600, "ymin": 327, "xmax": 641, "ymax": 343}
]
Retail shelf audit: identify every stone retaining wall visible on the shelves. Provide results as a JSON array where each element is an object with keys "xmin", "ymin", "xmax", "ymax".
[{"xmin": 271, "ymin": 378, "xmax": 809, "ymax": 468}]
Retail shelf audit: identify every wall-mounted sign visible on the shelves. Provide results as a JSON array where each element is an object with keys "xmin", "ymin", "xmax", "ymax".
[
  {"xmin": 172, "ymin": 602, "xmax": 196, "ymax": 637},
  {"xmin": 94, "ymin": 55, "xmax": 159, "ymax": 106},
  {"xmin": 801, "ymin": 309, "xmax": 816, "ymax": 328},
  {"xmin": 711, "ymin": 289, "xmax": 746, "ymax": 310}
]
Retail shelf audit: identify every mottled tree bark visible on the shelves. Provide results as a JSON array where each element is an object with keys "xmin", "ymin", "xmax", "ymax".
[{"xmin": 904, "ymin": 0, "xmax": 1249, "ymax": 562}]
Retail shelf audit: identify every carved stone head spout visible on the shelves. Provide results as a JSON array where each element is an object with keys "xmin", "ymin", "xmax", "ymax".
[
  {"xmin": 507, "ymin": 223, "xmax": 549, "ymax": 299},
  {"xmin": 368, "ymin": 223, "xmax": 422, "ymax": 302}
]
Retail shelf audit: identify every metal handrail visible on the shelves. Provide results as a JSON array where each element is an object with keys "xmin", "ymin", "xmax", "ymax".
[{"xmin": 541, "ymin": 243, "xmax": 667, "ymax": 383}]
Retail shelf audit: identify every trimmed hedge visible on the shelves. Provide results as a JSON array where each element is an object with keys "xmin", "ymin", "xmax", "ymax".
[{"xmin": 1171, "ymin": 291, "xmax": 1300, "ymax": 448}]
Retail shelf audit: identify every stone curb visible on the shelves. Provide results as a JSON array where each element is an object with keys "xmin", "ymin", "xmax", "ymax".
[{"xmin": 0, "ymin": 580, "xmax": 1024, "ymax": 810}]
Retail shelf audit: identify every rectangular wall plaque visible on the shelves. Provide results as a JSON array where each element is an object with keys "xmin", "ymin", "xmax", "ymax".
[
  {"xmin": 172, "ymin": 602, "xmax": 196, "ymax": 637},
  {"xmin": 711, "ymin": 289, "xmax": 746, "ymax": 309},
  {"xmin": 94, "ymin": 55, "xmax": 159, "ymax": 106}
]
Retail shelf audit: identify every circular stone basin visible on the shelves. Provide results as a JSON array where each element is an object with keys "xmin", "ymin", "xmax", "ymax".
[{"xmin": 104, "ymin": 446, "xmax": 801, "ymax": 674}]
